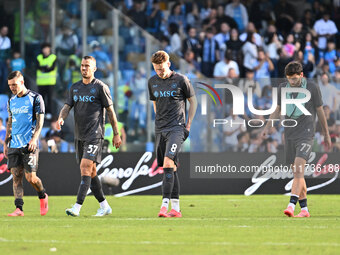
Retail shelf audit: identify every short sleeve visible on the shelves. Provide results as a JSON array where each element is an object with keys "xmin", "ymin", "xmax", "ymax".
[
  {"xmin": 148, "ymin": 80, "xmax": 156, "ymax": 101},
  {"xmin": 35, "ymin": 95, "xmax": 45, "ymax": 114},
  {"xmin": 65, "ymin": 87, "xmax": 74, "ymax": 107},
  {"xmin": 311, "ymin": 82, "xmax": 323, "ymax": 108},
  {"xmin": 182, "ymin": 76, "xmax": 195, "ymax": 99},
  {"xmin": 100, "ymin": 84, "xmax": 113, "ymax": 108}
]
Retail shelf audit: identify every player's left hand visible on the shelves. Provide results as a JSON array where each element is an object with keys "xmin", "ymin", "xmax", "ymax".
[
  {"xmin": 28, "ymin": 138, "xmax": 37, "ymax": 152},
  {"xmin": 113, "ymin": 134, "xmax": 122, "ymax": 149},
  {"xmin": 324, "ymin": 134, "xmax": 332, "ymax": 150}
]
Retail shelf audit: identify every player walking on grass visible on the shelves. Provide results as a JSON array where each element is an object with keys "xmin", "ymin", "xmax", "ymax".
[
  {"xmin": 148, "ymin": 51, "xmax": 197, "ymax": 218},
  {"xmin": 262, "ymin": 61, "xmax": 331, "ymax": 218},
  {"xmin": 4, "ymin": 71, "xmax": 48, "ymax": 216},
  {"xmin": 56, "ymin": 56, "xmax": 121, "ymax": 217}
]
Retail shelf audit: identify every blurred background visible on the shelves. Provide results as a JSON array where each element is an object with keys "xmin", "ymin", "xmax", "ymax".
[{"xmin": 0, "ymin": 0, "xmax": 339, "ymax": 155}]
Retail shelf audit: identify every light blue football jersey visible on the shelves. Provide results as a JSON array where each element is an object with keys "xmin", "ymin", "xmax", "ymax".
[{"xmin": 7, "ymin": 90, "xmax": 45, "ymax": 148}]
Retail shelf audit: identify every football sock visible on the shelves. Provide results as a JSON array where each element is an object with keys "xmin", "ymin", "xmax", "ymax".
[
  {"xmin": 299, "ymin": 198, "xmax": 308, "ymax": 212},
  {"xmin": 74, "ymin": 203, "xmax": 82, "ymax": 212},
  {"xmin": 161, "ymin": 168, "xmax": 174, "ymax": 210},
  {"xmin": 37, "ymin": 188, "xmax": 46, "ymax": 199},
  {"xmin": 76, "ymin": 176, "xmax": 91, "ymax": 205},
  {"xmin": 171, "ymin": 171, "xmax": 180, "ymax": 212},
  {"xmin": 171, "ymin": 199, "xmax": 180, "ymax": 212},
  {"xmin": 15, "ymin": 198, "xmax": 24, "ymax": 211},
  {"xmin": 161, "ymin": 198, "xmax": 170, "ymax": 210},
  {"xmin": 100, "ymin": 200, "xmax": 109, "ymax": 209},
  {"xmin": 288, "ymin": 194, "xmax": 299, "ymax": 210},
  {"xmin": 90, "ymin": 175, "xmax": 105, "ymax": 203},
  {"xmin": 171, "ymin": 171, "xmax": 180, "ymax": 199},
  {"xmin": 162, "ymin": 168, "xmax": 174, "ymax": 200}
]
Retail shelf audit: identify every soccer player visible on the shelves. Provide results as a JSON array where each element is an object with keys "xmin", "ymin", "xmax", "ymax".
[
  {"xmin": 262, "ymin": 61, "xmax": 331, "ymax": 218},
  {"xmin": 4, "ymin": 71, "xmax": 48, "ymax": 216},
  {"xmin": 148, "ymin": 51, "xmax": 197, "ymax": 217},
  {"xmin": 56, "ymin": 56, "xmax": 121, "ymax": 217}
]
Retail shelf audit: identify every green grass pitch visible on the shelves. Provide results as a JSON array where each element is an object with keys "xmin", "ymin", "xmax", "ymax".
[{"xmin": 0, "ymin": 195, "xmax": 339, "ymax": 255}]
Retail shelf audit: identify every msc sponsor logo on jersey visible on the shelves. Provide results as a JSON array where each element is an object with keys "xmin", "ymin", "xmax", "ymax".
[
  {"xmin": 11, "ymin": 106, "xmax": 29, "ymax": 114},
  {"xmin": 74, "ymin": 95, "xmax": 95, "ymax": 102},
  {"xmin": 154, "ymin": 90, "xmax": 177, "ymax": 98}
]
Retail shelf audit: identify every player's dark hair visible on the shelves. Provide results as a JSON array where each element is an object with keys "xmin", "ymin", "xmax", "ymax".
[
  {"xmin": 151, "ymin": 51, "xmax": 169, "ymax": 64},
  {"xmin": 7, "ymin": 71, "xmax": 23, "ymax": 80},
  {"xmin": 285, "ymin": 61, "xmax": 303, "ymax": 76},
  {"xmin": 83, "ymin": 55, "xmax": 96, "ymax": 64}
]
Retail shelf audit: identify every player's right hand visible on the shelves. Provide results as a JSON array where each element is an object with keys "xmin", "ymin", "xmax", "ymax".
[{"xmin": 56, "ymin": 118, "xmax": 64, "ymax": 130}]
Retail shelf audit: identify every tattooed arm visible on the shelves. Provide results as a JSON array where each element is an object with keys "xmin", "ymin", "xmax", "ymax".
[
  {"xmin": 3, "ymin": 116, "xmax": 12, "ymax": 158},
  {"xmin": 56, "ymin": 104, "xmax": 71, "ymax": 130},
  {"xmin": 28, "ymin": 113, "xmax": 44, "ymax": 152},
  {"xmin": 106, "ymin": 105, "xmax": 122, "ymax": 149}
]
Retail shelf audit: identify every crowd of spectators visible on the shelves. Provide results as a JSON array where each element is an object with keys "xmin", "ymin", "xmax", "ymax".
[
  {"xmin": 0, "ymin": 0, "xmax": 340, "ymax": 153},
  {"xmin": 117, "ymin": 0, "xmax": 340, "ymax": 153}
]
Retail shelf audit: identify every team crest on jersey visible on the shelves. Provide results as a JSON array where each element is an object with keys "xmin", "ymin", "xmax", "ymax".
[
  {"xmin": 90, "ymin": 88, "xmax": 96, "ymax": 94},
  {"xmin": 153, "ymin": 91, "xmax": 159, "ymax": 98},
  {"xmin": 171, "ymin": 83, "xmax": 177, "ymax": 88},
  {"xmin": 74, "ymin": 95, "xmax": 78, "ymax": 102}
]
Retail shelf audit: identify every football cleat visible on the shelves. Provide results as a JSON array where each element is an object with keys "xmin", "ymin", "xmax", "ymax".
[
  {"xmin": 167, "ymin": 209, "xmax": 182, "ymax": 218},
  {"xmin": 295, "ymin": 210, "xmax": 310, "ymax": 218},
  {"xmin": 65, "ymin": 206, "xmax": 80, "ymax": 217},
  {"xmin": 8, "ymin": 208, "xmax": 24, "ymax": 217},
  {"xmin": 158, "ymin": 206, "xmax": 168, "ymax": 217},
  {"xmin": 284, "ymin": 206, "xmax": 294, "ymax": 217},
  {"xmin": 93, "ymin": 206, "xmax": 112, "ymax": 217},
  {"xmin": 40, "ymin": 193, "xmax": 49, "ymax": 216}
]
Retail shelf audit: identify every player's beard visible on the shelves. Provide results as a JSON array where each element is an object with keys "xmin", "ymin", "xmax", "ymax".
[{"xmin": 82, "ymin": 73, "xmax": 90, "ymax": 79}]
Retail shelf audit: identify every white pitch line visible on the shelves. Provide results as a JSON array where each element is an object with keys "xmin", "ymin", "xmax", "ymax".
[
  {"xmin": 0, "ymin": 217, "xmax": 339, "ymax": 222},
  {"xmin": 0, "ymin": 238, "xmax": 340, "ymax": 247}
]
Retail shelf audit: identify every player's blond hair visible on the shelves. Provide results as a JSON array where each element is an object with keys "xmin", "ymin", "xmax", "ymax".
[{"xmin": 151, "ymin": 51, "xmax": 169, "ymax": 65}]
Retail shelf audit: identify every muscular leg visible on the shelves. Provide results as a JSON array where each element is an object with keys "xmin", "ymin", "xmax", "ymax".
[
  {"xmin": 25, "ymin": 171, "xmax": 46, "ymax": 199},
  {"xmin": 25, "ymin": 172, "xmax": 44, "ymax": 192},
  {"xmin": 75, "ymin": 158, "xmax": 93, "ymax": 206},
  {"xmin": 291, "ymin": 157, "xmax": 307, "ymax": 197},
  {"xmin": 160, "ymin": 157, "xmax": 175, "ymax": 210},
  {"xmin": 80, "ymin": 158, "xmax": 94, "ymax": 177},
  {"xmin": 163, "ymin": 157, "xmax": 181, "ymax": 213},
  {"xmin": 90, "ymin": 163, "xmax": 106, "ymax": 203},
  {"xmin": 163, "ymin": 157, "xmax": 176, "ymax": 171},
  {"xmin": 11, "ymin": 167, "xmax": 24, "ymax": 210},
  {"xmin": 12, "ymin": 167, "xmax": 24, "ymax": 200}
]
